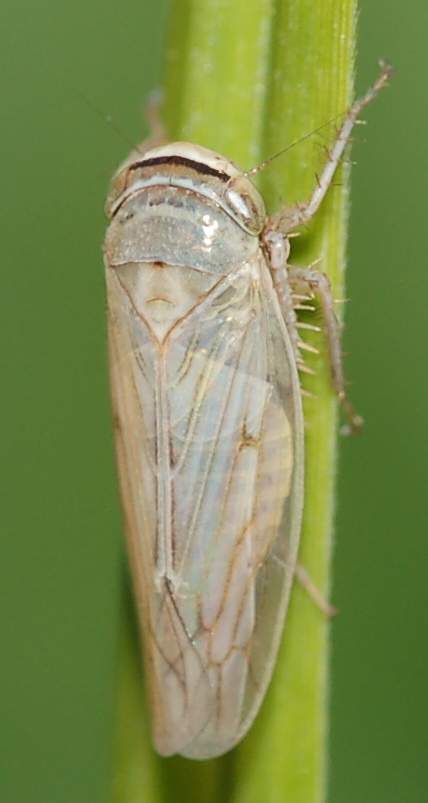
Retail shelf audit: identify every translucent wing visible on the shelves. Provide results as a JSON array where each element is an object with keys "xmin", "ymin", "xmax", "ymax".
[
  {"xmin": 106, "ymin": 252, "xmax": 304, "ymax": 759},
  {"xmin": 107, "ymin": 267, "xmax": 217, "ymax": 755}
]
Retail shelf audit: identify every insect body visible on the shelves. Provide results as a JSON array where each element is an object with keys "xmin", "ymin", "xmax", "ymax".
[{"xmin": 104, "ymin": 65, "xmax": 391, "ymax": 759}]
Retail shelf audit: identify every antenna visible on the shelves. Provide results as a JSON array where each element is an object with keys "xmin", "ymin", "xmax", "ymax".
[
  {"xmin": 243, "ymin": 112, "xmax": 349, "ymax": 179},
  {"xmin": 72, "ymin": 87, "xmax": 144, "ymax": 154},
  {"xmin": 244, "ymin": 60, "xmax": 393, "ymax": 179}
]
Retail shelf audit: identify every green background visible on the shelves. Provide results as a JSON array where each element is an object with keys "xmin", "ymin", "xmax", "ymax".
[{"xmin": 1, "ymin": 2, "xmax": 426, "ymax": 802}]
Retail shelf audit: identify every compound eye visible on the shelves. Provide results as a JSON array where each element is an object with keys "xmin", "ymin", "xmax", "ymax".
[{"xmin": 223, "ymin": 176, "xmax": 266, "ymax": 235}]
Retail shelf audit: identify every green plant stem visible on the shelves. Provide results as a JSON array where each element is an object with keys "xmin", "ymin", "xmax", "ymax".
[
  {"xmin": 114, "ymin": 1, "xmax": 357, "ymax": 801},
  {"xmin": 164, "ymin": 0, "xmax": 274, "ymax": 166},
  {"xmin": 112, "ymin": 593, "xmax": 163, "ymax": 803},
  {"xmin": 232, "ymin": 6, "xmax": 357, "ymax": 803}
]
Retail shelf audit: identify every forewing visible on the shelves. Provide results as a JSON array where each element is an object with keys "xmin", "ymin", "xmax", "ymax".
[
  {"xmin": 164, "ymin": 258, "xmax": 304, "ymax": 758},
  {"xmin": 106, "ymin": 254, "xmax": 303, "ymax": 759},
  {"xmin": 106, "ymin": 267, "xmax": 218, "ymax": 755}
]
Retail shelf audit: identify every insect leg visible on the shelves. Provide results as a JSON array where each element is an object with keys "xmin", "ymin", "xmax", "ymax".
[
  {"xmin": 264, "ymin": 231, "xmax": 321, "ymax": 389},
  {"xmin": 271, "ymin": 553, "xmax": 337, "ymax": 617},
  {"xmin": 144, "ymin": 89, "xmax": 168, "ymax": 144},
  {"xmin": 294, "ymin": 563, "xmax": 338, "ymax": 617},
  {"xmin": 289, "ymin": 266, "xmax": 362, "ymax": 434},
  {"xmin": 263, "ymin": 230, "xmax": 298, "ymax": 352},
  {"xmin": 129, "ymin": 91, "xmax": 169, "ymax": 158},
  {"xmin": 267, "ymin": 61, "xmax": 393, "ymax": 234}
]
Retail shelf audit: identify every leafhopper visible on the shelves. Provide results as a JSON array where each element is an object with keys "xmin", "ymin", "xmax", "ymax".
[{"xmin": 104, "ymin": 64, "xmax": 391, "ymax": 759}]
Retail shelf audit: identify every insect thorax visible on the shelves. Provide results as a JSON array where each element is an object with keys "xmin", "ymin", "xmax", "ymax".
[{"xmin": 104, "ymin": 143, "xmax": 266, "ymax": 339}]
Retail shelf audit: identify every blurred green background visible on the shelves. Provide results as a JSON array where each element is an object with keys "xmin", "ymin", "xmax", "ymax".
[{"xmin": 1, "ymin": 1, "xmax": 427, "ymax": 802}]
